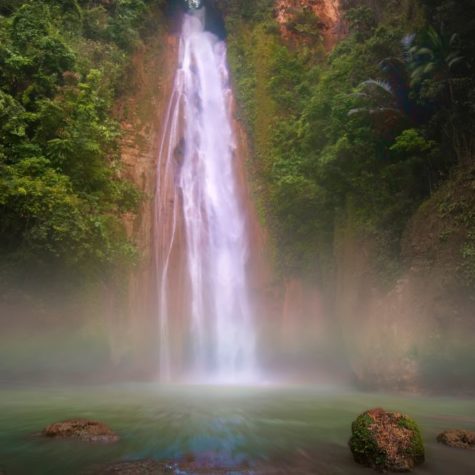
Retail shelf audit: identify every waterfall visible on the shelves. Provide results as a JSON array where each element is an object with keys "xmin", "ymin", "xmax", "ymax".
[{"xmin": 154, "ymin": 9, "xmax": 257, "ymax": 383}]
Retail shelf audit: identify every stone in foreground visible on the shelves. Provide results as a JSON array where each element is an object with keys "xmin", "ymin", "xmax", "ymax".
[
  {"xmin": 437, "ymin": 429, "xmax": 475, "ymax": 449},
  {"xmin": 87, "ymin": 460, "xmax": 161, "ymax": 474},
  {"xmin": 349, "ymin": 408, "xmax": 425, "ymax": 472},
  {"xmin": 82, "ymin": 454, "xmax": 256, "ymax": 475},
  {"xmin": 42, "ymin": 419, "xmax": 119, "ymax": 443},
  {"xmin": 86, "ymin": 458, "xmax": 253, "ymax": 474}
]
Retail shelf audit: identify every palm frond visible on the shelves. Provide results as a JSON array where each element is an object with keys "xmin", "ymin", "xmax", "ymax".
[
  {"xmin": 427, "ymin": 26, "xmax": 443, "ymax": 50},
  {"xmin": 414, "ymin": 47, "xmax": 435, "ymax": 59},
  {"xmin": 360, "ymin": 79, "xmax": 393, "ymax": 95},
  {"xmin": 447, "ymin": 55, "xmax": 464, "ymax": 69},
  {"xmin": 449, "ymin": 33, "xmax": 460, "ymax": 47},
  {"xmin": 348, "ymin": 108, "xmax": 367, "ymax": 116}
]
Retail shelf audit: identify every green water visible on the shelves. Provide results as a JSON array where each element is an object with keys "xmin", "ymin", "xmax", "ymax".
[{"xmin": 0, "ymin": 384, "xmax": 474, "ymax": 474}]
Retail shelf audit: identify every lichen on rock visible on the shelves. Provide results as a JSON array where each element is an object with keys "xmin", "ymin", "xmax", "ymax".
[{"xmin": 349, "ymin": 408, "xmax": 425, "ymax": 472}]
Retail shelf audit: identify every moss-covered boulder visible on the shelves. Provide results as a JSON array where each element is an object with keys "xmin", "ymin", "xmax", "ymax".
[
  {"xmin": 349, "ymin": 408, "xmax": 425, "ymax": 472},
  {"xmin": 437, "ymin": 429, "xmax": 475, "ymax": 449}
]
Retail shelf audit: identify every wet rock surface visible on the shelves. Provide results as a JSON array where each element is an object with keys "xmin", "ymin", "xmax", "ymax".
[
  {"xmin": 85, "ymin": 459, "xmax": 254, "ymax": 474},
  {"xmin": 349, "ymin": 408, "xmax": 425, "ymax": 472},
  {"xmin": 85, "ymin": 449, "xmax": 366, "ymax": 475},
  {"xmin": 85, "ymin": 460, "xmax": 162, "ymax": 474},
  {"xmin": 437, "ymin": 429, "xmax": 475, "ymax": 449},
  {"xmin": 42, "ymin": 419, "xmax": 119, "ymax": 443}
]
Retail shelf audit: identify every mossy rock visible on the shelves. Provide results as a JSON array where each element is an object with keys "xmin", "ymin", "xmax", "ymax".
[{"xmin": 349, "ymin": 408, "xmax": 425, "ymax": 472}]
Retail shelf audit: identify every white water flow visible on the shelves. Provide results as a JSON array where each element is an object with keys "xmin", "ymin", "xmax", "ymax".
[{"xmin": 155, "ymin": 9, "xmax": 257, "ymax": 383}]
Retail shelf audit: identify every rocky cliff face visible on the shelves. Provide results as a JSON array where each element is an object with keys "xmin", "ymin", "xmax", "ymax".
[
  {"xmin": 231, "ymin": 95, "xmax": 341, "ymax": 381},
  {"xmin": 115, "ymin": 17, "xmax": 179, "ymax": 375},
  {"xmin": 334, "ymin": 166, "xmax": 475, "ymax": 392},
  {"xmin": 276, "ymin": 0, "xmax": 346, "ymax": 48},
  {"xmin": 270, "ymin": 0, "xmax": 475, "ymax": 393}
]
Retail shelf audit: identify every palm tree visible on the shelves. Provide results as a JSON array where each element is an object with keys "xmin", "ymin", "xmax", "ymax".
[
  {"xmin": 348, "ymin": 78, "xmax": 410, "ymax": 142},
  {"xmin": 349, "ymin": 60, "xmax": 427, "ymax": 129},
  {"xmin": 404, "ymin": 27, "xmax": 464, "ymax": 87},
  {"xmin": 405, "ymin": 27, "xmax": 472, "ymax": 163},
  {"xmin": 349, "ymin": 79, "xmax": 402, "ymax": 117},
  {"xmin": 349, "ymin": 26, "xmax": 472, "ymax": 162}
]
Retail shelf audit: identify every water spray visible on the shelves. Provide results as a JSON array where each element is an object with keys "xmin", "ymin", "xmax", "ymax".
[{"xmin": 186, "ymin": 0, "xmax": 202, "ymax": 9}]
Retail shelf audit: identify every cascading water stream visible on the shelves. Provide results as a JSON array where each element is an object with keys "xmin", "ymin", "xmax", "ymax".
[{"xmin": 155, "ymin": 8, "xmax": 257, "ymax": 383}]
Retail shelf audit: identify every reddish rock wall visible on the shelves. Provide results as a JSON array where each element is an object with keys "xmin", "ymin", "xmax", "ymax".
[
  {"xmin": 117, "ymin": 26, "xmax": 180, "ymax": 374},
  {"xmin": 276, "ymin": 0, "xmax": 346, "ymax": 48}
]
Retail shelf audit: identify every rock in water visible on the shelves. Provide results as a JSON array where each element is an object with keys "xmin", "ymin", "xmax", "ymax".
[
  {"xmin": 86, "ymin": 460, "xmax": 162, "ymax": 474},
  {"xmin": 85, "ymin": 459, "xmax": 253, "ymax": 474},
  {"xmin": 349, "ymin": 408, "xmax": 425, "ymax": 472},
  {"xmin": 437, "ymin": 429, "xmax": 475, "ymax": 449},
  {"xmin": 42, "ymin": 419, "xmax": 119, "ymax": 443}
]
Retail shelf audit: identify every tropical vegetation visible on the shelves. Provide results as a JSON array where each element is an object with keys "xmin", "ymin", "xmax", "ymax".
[
  {"xmin": 225, "ymin": 0, "xmax": 475, "ymax": 286},
  {"xmin": 0, "ymin": 0, "xmax": 155, "ymax": 286}
]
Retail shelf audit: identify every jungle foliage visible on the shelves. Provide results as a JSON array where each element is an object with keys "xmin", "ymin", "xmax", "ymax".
[
  {"xmin": 0, "ymin": 0, "xmax": 155, "ymax": 285},
  {"xmin": 226, "ymin": 0, "xmax": 475, "ymax": 282}
]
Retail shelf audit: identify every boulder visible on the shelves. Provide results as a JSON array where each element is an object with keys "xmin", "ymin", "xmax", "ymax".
[
  {"xmin": 42, "ymin": 419, "xmax": 119, "ymax": 443},
  {"xmin": 437, "ymin": 429, "xmax": 475, "ymax": 449},
  {"xmin": 349, "ymin": 408, "xmax": 425, "ymax": 472}
]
